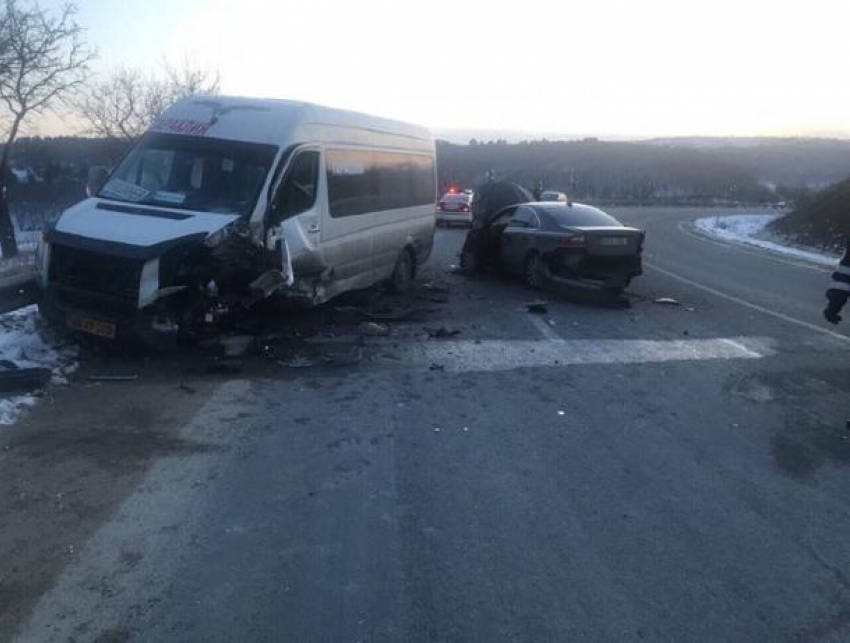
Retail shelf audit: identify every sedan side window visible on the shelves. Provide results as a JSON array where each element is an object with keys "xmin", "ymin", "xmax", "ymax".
[
  {"xmin": 509, "ymin": 207, "xmax": 538, "ymax": 229},
  {"xmin": 269, "ymin": 150, "xmax": 319, "ymax": 224}
]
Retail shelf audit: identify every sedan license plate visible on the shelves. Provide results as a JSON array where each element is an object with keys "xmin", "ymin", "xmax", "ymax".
[
  {"xmin": 67, "ymin": 314, "xmax": 116, "ymax": 339},
  {"xmin": 600, "ymin": 237, "xmax": 628, "ymax": 246}
]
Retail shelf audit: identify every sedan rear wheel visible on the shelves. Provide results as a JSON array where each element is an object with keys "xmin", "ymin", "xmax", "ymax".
[{"xmin": 524, "ymin": 252, "xmax": 541, "ymax": 290}]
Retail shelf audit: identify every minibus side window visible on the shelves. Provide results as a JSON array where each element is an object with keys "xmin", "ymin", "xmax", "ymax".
[{"xmin": 269, "ymin": 150, "xmax": 319, "ymax": 224}]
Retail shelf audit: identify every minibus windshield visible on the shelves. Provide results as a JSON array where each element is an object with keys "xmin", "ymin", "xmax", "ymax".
[{"xmin": 99, "ymin": 133, "xmax": 278, "ymax": 216}]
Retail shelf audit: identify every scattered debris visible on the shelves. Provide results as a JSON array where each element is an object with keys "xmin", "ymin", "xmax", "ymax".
[
  {"xmin": 87, "ymin": 374, "xmax": 139, "ymax": 383},
  {"xmin": 434, "ymin": 427, "xmax": 441, "ymax": 432},
  {"xmin": 526, "ymin": 301, "xmax": 548, "ymax": 314},
  {"xmin": 547, "ymin": 319, "xmax": 557, "ymax": 326},
  {"xmin": 429, "ymin": 363, "xmax": 445, "ymax": 372},
  {"xmin": 653, "ymin": 297, "xmax": 681, "ymax": 306},
  {"xmin": 419, "ymin": 294, "xmax": 449, "ymax": 304},
  {"xmin": 424, "ymin": 327, "xmax": 461, "ymax": 339},
  {"xmin": 365, "ymin": 307, "xmax": 439, "ymax": 322},
  {"xmin": 422, "ymin": 281, "xmax": 450, "ymax": 293},
  {"xmin": 321, "ymin": 345, "xmax": 364, "ymax": 366},
  {"xmin": 335, "ymin": 305, "xmax": 439, "ymax": 323},
  {"xmin": 557, "ymin": 410, "xmax": 565, "ymax": 416},
  {"xmin": 205, "ymin": 358, "xmax": 243, "ymax": 375},
  {"xmin": 463, "ymin": 426, "xmax": 469, "ymax": 432},
  {"xmin": 178, "ymin": 382, "xmax": 197, "ymax": 394},
  {"xmin": 220, "ymin": 335, "xmax": 254, "ymax": 358},
  {"xmin": 280, "ymin": 355, "xmax": 315, "ymax": 368},
  {"xmin": 0, "ymin": 366, "xmax": 51, "ymax": 393},
  {"xmin": 358, "ymin": 321, "xmax": 390, "ymax": 337},
  {"xmin": 249, "ymin": 269, "xmax": 289, "ymax": 299}
]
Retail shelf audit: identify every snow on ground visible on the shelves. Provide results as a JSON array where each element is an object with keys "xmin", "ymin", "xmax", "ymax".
[
  {"xmin": 0, "ymin": 229, "xmax": 41, "ymax": 260},
  {"xmin": 694, "ymin": 214, "xmax": 840, "ymax": 267},
  {"xmin": 0, "ymin": 306, "xmax": 78, "ymax": 425}
]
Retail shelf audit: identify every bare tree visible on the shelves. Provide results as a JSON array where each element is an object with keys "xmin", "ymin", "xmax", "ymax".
[
  {"xmin": 76, "ymin": 59, "xmax": 220, "ymax": 142},
  {"xmin": 0, "ymin": 0, "xmax": 94, "ymax": 258},
  {"xmin": 162, "ymin": 58, "xmax": 220, "ymax": 100}
]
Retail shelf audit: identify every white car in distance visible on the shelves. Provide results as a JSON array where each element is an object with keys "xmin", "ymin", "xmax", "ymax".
[{"xmin": 436, "ymin": 191, "xmax": 473, "ymax": 226}]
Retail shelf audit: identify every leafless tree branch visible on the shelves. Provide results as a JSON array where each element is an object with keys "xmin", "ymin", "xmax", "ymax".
[
  {"xmin": 75, "ymin": 58, "xmax": 221, "ymax": 142},
  {"xmin": 0, "ymin": 0, "xmax": 95, "ymax": 258}
]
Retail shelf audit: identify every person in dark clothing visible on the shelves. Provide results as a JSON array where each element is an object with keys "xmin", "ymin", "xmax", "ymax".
[{"xmin": 824, "ymin": 239, "xmax": 850, "ymax": 324}]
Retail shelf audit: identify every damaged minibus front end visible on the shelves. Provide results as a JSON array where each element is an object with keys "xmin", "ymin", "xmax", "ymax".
[
  {"xmin": 36, "ymin": 95, "xmax": 436, "ymax": 342},
  {"xmin": 37, "ymin": 123, "xmax": 304, "ymax": 341}
]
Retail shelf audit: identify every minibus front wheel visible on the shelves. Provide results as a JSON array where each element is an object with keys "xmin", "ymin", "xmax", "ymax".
[{"xmin": 388, "ymin": 248, "xmax": 415, "ymax": 293}]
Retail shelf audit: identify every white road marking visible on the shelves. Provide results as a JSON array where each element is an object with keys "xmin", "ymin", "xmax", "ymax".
[
  {"xmin": 645, "ymin": 261, "xmax": 850, "ymax": 344},
  {"xmin": 406, "ymin": 336, "xmax": 769, "ymax": 373},
  {"xmin": 718, "ymin": 337, "xmax": 764, "ymax": 359},
  {"xmin": 528, "ymin": 313, "xmax": 562, "ymax": 340}
]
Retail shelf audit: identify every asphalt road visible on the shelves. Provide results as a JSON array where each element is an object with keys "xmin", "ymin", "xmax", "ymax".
[{"xmin": 12, "ymin": 208, "xmax": 850, "ymax": 642}]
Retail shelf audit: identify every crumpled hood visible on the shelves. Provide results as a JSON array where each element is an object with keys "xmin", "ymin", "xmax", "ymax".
[{"xmin": 49, "ymin": 198, "xmax": 241, "ymax": 258}]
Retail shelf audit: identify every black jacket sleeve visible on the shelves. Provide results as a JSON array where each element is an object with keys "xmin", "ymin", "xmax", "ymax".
[{"xmin": 826, "ymin": 239, "xmax": 850, "ymax": 315}]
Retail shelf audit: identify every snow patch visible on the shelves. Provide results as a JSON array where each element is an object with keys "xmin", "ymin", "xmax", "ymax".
[
  {"xmin": 0, "ymin": 306, "xmax": 78, "ymax": 425},
  {"xmin": 694, "ymin": 214, "xmax": 840, "ymax": 267}
]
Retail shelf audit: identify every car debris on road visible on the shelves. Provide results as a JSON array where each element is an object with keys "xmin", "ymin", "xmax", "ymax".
[
  {"xmin": 0, "ymin": 365, "xmax": 52, "ymax": 393},
  {"xmin": 653, "ymin": 297, "xmax": 681, "ymax": 306},
  {"xmin": 424, "ymin": 327, "xmax": 461, "ymax": 339},
  {"xmin": 87, "ymin": 374, "xmax": 139, "ymax": 383},
  {"xmin": 357, "ymin": 321, "xmax": 390, "ymax": 337}
]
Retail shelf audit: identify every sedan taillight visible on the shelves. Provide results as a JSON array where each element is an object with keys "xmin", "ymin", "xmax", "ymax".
[
  {"xmin": 459, "ymin": 204, "xmax": 469, "ymax": 212},
  {"xmin": 560, "ymin": 234, "xmax": 586, "ymax": 247}
]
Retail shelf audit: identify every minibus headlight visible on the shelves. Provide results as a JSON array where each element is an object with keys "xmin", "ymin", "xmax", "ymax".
[{"xmin": 138, "ymin": 258, "xmax": 160, "ymax": 308}]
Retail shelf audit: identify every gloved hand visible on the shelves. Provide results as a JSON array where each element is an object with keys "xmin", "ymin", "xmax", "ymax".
[{"xmin": 824, "ymin": 307, "xmax": 842, "ymax": 324}]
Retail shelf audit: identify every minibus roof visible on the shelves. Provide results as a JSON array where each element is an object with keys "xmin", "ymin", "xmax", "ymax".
[{"xmin": 153, "ymin": 95, "xmax": 434, "ymax": 152}]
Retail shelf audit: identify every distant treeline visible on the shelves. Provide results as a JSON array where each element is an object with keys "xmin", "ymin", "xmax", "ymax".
[
  {"xmin": 437, "ymin": 138, "xmax": 850, "ymax": 205},
  {"xmin": 5, "ymin": 135, "xmax": 850, "ymax": 210}
]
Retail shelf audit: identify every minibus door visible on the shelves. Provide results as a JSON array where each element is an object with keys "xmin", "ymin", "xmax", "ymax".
[{"xmin": 264, "ymin": 147, "xmax": 321, "ymax": 285}]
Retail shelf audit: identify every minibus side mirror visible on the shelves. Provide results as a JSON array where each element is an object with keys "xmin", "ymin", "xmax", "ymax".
[{"xmin": 86, "ymin": 166, "xmax": 110, "ymax": 197}]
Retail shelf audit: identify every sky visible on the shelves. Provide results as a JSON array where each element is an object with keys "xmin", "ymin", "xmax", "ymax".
[{"xmin": 26, "ymin": 0, "xmax": 850, "ymax": 140}]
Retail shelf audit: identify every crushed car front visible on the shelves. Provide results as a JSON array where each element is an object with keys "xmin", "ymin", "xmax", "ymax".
[{"xmin": 37, "ymin": 131, "xmax": 279, "ymax": 340}]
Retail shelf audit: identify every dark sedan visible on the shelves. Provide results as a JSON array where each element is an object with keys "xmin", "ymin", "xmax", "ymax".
[{"xmin": 484, "ymin": 202, "xmax": 645, "ymax": 293}]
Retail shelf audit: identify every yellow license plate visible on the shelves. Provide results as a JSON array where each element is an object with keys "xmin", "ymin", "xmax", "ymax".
[{"xmin": 67, "ymin": 315, "xmax": 117, "ymax": 339}]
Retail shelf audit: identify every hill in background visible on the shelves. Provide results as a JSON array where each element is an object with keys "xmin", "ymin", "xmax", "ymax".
[
  {"xmin": 437, "ymin": 138, "xmax": 850, "ymax": 205},
  {"xmin": 769, "ymin": 178, "xmax": 850, "ymax": 251}
]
